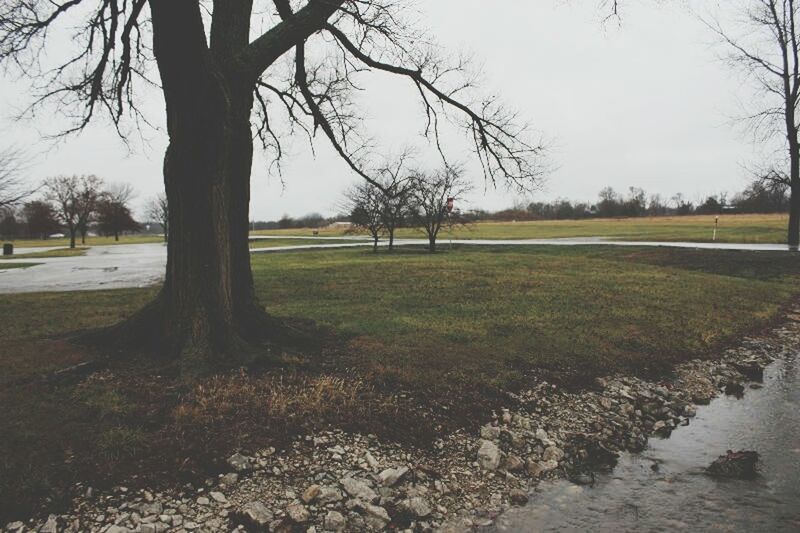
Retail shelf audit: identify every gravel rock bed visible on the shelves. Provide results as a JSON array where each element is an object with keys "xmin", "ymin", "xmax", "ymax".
[{"xmin": 8, "ymin": 310, "xmax": 800, "ymax": 533}]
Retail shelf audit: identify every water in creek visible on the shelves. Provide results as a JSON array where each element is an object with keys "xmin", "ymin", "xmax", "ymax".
[{"xmin": 493, "ymin": 355, "xmax": 800, "ymax": 532}]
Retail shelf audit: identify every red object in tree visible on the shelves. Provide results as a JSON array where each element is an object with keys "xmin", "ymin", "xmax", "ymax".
[{"xmin": 446, "ymin": 197, "xmax": 454, "ymax": 213}]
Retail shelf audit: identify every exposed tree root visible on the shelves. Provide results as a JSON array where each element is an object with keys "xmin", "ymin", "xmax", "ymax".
[{"xmin": 75, "ymin": 292, "xmax": 329, "ymax": 379}]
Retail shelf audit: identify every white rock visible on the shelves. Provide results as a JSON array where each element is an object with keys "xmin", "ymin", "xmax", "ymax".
[
  {"xmin": 378, "ymin": 466, "xmax": 409, "ymax": 487},
  {"xmin": 220, "ymin": 472, "xmax": 239, "ymax": 486},
  {"xmin": 39, "ymin": 515, "xmax": 59, "ymax": 533},
  {"xmin": 402, "ymin": 496, "xmax": 432, "ymax": 518},
  {"xmin": 477, "ymin": 439, "xmax": 502, "ymax": 470},
  {"xmin": 209, "ymin": 491, "xmax": 227, "ymax": 503},
  {"xmin": 226, "ymin": 453, "xmax": 254, "ymax": 472},
  {"xmin": 286, "ymin": 503, "xmax": 310, "ymax": 524},
  {"xmin": 364, "ymin": 451, "xmax": 380, "ymax": 470},
  {"xmin": 324, "ymin": 510, "xmax": 347, "ymax": 531},
  {"xmin": 527, "ymin": 459, "xmax": 559, "ymax": 476},
  {"xmin": 240, "ymin": 501, "xmax": 273, "ymax": 528},
  {"xmin": 542, "ymin": 446, "xmax": 564, "ymax": 462},
  {"xmin": 317, "ymin": 485, "xmax": 344, "ymax": 504},
  {"xmin": 340, "ymin": 477, "xmax": 378, "ymax": 501},
  {"xmin": 480, "ymin": 424, "xmax": 501, "ymax": 440},
  {"xmin": 364, "ymin": 503, "xmax": 390, "ymax": 523}
]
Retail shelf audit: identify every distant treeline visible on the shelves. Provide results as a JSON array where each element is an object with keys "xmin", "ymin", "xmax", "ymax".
[
  {"xmin": 252, "ymin": 213, "xmax": 333, "ymax": 230},
  {"xmin": 252, "ymin": 180, "xmax": 791, "ymax": 230},
  {"xmin": 470, "ymin": 181, "xmax": 790, "ymax": 222}
]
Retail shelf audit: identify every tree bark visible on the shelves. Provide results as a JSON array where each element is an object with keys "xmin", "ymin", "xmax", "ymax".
[
  {"xmin": 110, "ymin": 0, "xmax": 269, "ymax": 375},
  {"xmin": 789, "ymin": 180, "xmax": 799, "ymax": 250},
  {"xmin": 96, "ymin": 0, "xmax": 334, "ymax": 374},
  {"xmin": 69, "ymin": 229, "xmax": 76, "ymax": 249},
  {"xmin": 787, "ymin": 125, "xmax": 799, "ymax": 249}
]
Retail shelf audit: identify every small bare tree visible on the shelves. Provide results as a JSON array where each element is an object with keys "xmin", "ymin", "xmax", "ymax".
[
  {"xmin": 376, "ymin": 152, "xmax": 415, "ymax": 252},
  {"xmin": 44, "ymin": 175, "xmax": 103, "ymax": 248},
  {"xmin": 0, "ymin": 147, "xmax": 33, "ymax": 209},
  {"xmin": 22, "ymin": 200, "xmax": 60, "ymax": 239},
  {"xmin": 705, "ymin": 0, "xmax": 800, "ymax": 248},
  {"xmin": 409, "ymin": 165, "xmax": 472, "ymax": 252},
  {"xmin": 343, "ymin": 181, "xmax": 385, "ymax": 252},
  {"xmin": 97, "ymin": 183, "xmax": 139, "ymax": 241},
  {"xmin": 145, "ymin": 193, "xmax": 169, "ymax": 242}
]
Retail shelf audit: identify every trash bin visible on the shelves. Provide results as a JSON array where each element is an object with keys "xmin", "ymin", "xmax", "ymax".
[{"xmin": 2, "ymin": 243, "xmax": 12, "ymax": 256}]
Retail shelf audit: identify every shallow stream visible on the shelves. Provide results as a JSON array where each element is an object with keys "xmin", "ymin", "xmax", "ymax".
[{"xmin": 494, "ymin": 355, "xmax": 800, "ymax": 532}]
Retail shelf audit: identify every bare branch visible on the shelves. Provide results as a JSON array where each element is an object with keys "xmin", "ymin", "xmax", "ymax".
[
  {"xmin": 324, "ymin": 23, "xmax": 545, "ymax": 192},
  {"xmin": 0, "ymin": 146, "xmax": 35, "ymax": 208},
  {"xmin": 0, "ymin": 0, "xmax": 154, "ymax": 139}
]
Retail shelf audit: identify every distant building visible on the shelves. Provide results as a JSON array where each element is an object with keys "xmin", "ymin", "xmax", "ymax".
[{"xmin": 327, "ymin": 221, "xmax": 353, "ymax": 229}]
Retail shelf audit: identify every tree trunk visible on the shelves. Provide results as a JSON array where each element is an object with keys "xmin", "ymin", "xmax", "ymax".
[
  {"xmin": 227, "ymin": 84, "xmax": 268, "ymax": 332},
  {"xmin": 106, "ymin": 0, "xmax": 270, "ymax": 376},
  {"xmin": 69, "ymin": 229, "xmax": 76, "ymax": 249},
  {"xmin": 93, "ymin": 0, "xmax": 317, "ymax": 375},
  {"xmin": 789, "ymin": 133, "xmax": 799, "ymax": 250},
  {"xmin": 388, "ymin": 226, "xmax": 395, "ymax": 251},
  {"xmin": 790, "ymin": 181, "xmax": 799, "ymax": 250},
  {"xmin": 373, "ymin": 234, "xmax": 379, "ymax": 252},
  {"xmin": 114, "ymin": 231, "xmax": 119, "ymax": 242},
  {"xmin": 80, "ymin": 230, "xmax": 86, "ymax": 244},
  {"xmin": 428, "ymin": 235, "xmax": 436, "ymax": 252}
]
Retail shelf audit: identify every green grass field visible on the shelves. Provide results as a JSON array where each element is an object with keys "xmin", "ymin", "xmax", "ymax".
[
  {"xmin": 255, "ymin": 213, "xmax": 790, "ymax": 244},
  {"xmin": 0, "ymin": 262, "xmax": 39, "ymax": 271},
  {"xmin": 2, "ymin": 244, "xmax": 799, "ymax": 519},
  {"xmin": 248, "ymin": 237, "xmax": 365, "ymax": 248},
  {"xmin": 3, "ymin": 245, "xmax": 798, "ymax": 386},
  {"xmin": 3, "ymin": 235, "xmax": 164, "ymax": 248},
  {"xmin": 0, "ymin": 247, "xmax": 87, "ymax": 260},
  {"xmin": 251, "ymin": 246, "xmax": 799, "ymax": 385}
]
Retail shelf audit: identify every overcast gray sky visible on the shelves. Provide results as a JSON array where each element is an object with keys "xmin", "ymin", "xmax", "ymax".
[{"xmin": 0, "ymin": 1, "xmax": 771, "ymax": 220}]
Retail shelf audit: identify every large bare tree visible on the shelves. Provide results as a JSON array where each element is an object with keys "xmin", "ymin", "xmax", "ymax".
[
  {"xmin": 0, "ymin": 1, "xmax": 543, "ymax": 372},
  {"xmin": 705, "ymin": 0, "xmax": 800, "ymax": 248}
]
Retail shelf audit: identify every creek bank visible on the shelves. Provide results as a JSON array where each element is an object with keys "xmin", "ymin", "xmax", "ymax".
[{"xmin": 8, "ymin": 310, "xmax": 800, "ymax": 533}]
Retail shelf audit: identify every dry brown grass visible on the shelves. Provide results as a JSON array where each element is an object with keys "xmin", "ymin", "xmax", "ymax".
[
  {"xmin": 172, "ymin": 371, "xmax": 412, "ymax": 453},
  {"xmin": 176, "ymin": 372, "xmax": 376, "ymax": 424}
]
